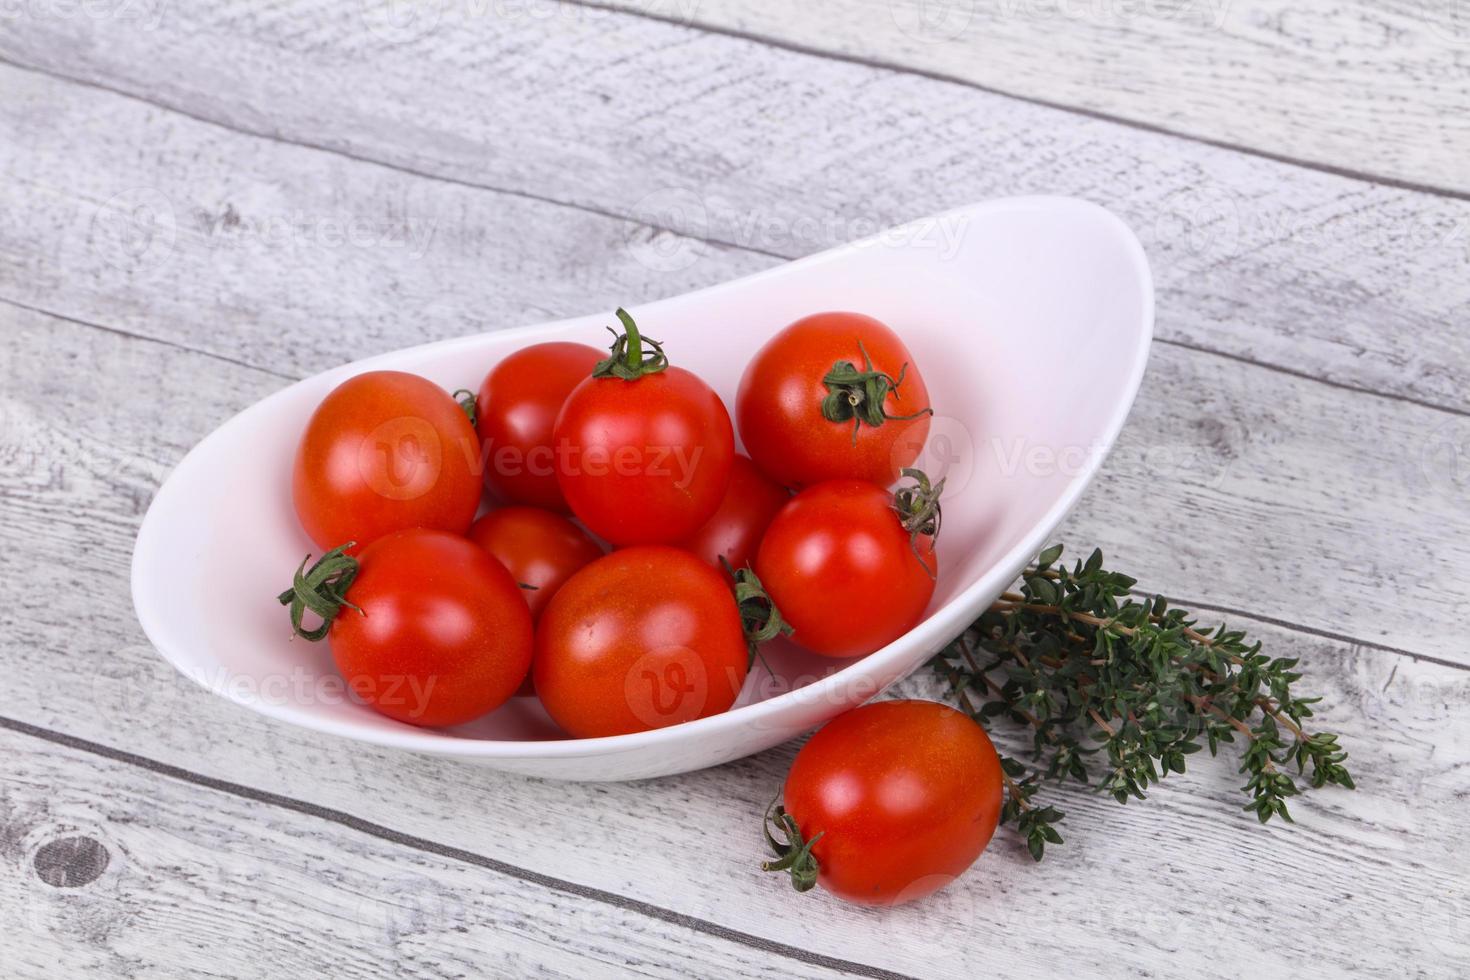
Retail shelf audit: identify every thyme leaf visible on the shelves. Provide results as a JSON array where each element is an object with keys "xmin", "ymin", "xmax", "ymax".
[{"xmin": 933, "ymin": 545, "xmax": 1355, "ymax": 860}]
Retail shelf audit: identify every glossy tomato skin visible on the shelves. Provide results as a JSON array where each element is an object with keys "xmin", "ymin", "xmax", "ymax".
[
  {"xmin": 330, "ymin": 530, "xmax": 533, "ymax": 728},
  {"xmin": 293, "ymin": 371, "xmax": 481, "ymax": 551},
  {"xmin": 680, "ymin": 454, "xmax": 790, "ymax": 574},
  {"xmin": 737, "ymin": 312, "xmax": 931, "ymax": 488},
  {"xmin": 467, "ymin": 506, "xmax": 603, "ymax": 622},
  {"xmin": 476, "ymin": 343, "xmax": 603, "ymax": 512},
  {"xmin": 553, "ymin": 368, "xmax": 734, "ymax": 546},
  {"xmin": 533, "ymin": 546, "xmax": 748, "ymax": 738},
  {"xmin": 755, "ymin": 480, "xmax": 936, "ymax": 658},
  {"xmin": 784, "ymin": 700, "xmax": 1003, "ymax": 906}
]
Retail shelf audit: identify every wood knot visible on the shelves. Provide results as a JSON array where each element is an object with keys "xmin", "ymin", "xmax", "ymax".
[{"xmin": 33, "ymin": 835, "xmax": 110, "ymax": 889}]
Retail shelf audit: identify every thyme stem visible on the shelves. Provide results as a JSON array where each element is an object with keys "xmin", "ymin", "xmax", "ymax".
[{"xmin": 933, "ymin": 545, "xmax": 1355, "ymax": 859}]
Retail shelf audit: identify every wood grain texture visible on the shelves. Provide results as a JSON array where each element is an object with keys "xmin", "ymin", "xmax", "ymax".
[
  {"xmin": 0, "ymin": 729, "xmax": 866, "ymax": 980},
  {"xmin": 0, "ymin": 61, "xmax": 1466, "ymax": 662},
  {"xmin": 2, "ymin": 5, "xmax": 1468, "ymax": 976},
  {"xmin": 596, "ymin": 0, "xmax": 1470, "ymax": 195},
  {"xmin": 2, "ymin": 300, "xmax": 1469, "ymax": 978},
  {"xmin": 0, "ymin": 62, "xmax": 771, "ymax": 383},
  {"xmin": 2, "ymin": 3, "xmax": 1468, "ymax": 413}
]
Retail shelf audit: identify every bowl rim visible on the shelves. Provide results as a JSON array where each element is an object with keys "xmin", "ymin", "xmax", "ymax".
[{"xmin": 131, "ymin": 194, "xmax": 1155, "ymax": 760}]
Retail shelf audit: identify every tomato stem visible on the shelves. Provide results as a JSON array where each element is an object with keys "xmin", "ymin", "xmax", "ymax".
[
  {"xmin": 892, "ymin": 468, "xmax": 943, "ymax": 580},
  {"xmin": 760, "ymin": 801, "xmax": 822, "ymax": 893},
  {"xmin": 452, "ymin": 389, "xmax": 478, "ymax": 427},
  {"xmin": 820, "ymin": 339, "xmax": 933, "ymax": 444},
  {"xmin": 620, "ymin": 308, "xmax": 642, "ymax": 366},
  {"xmin": 592, "ymin": 308, "xmax": 669, "ymax": 380},
  {"xmin": 722, "ymin": 558, "xmax": 792, "ymax": 669},
  {"xmin": 277, "ymin": 543, "xmax": 363, "ymax": 641}
]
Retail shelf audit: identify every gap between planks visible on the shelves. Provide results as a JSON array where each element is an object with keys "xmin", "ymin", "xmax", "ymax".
[
  {"xmin": 0, "ymin": 713, "xmax": 916, "ymax": 980},
  {"xmin": 3, "ymin": 272, "xmax": 1466, "ymax": 677},
  {"xmin": 554, "ymin": 0, "xmax": 1470, "ymax": 205},
  {"xmin": 1, "ymin": 53, "xmax": 1467, "ymax": 424},
  {"xmin": 0, "ymin": 294, "xmax": 297, "ymax": 383},
  {"xmin": 3, "ymin": 302, "xmax": 1461, "ymax": 973},
  {"xmin": 1159, "ymin": 593, "xmax": 1470, "ymax": 672},
  {"xmin": 0, "ymin": 55, "xmax": 787, "ymax": 265}
]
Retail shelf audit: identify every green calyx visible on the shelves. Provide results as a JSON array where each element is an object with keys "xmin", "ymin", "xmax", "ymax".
[
  {"xmin": 591, "ymin": 308, "xmax": 669, "ymax": 381},
  {"xmin": 760, "ymin": 801, "xmax": 822, "ymax": 893},
  {"xmin": 891, "ymin": 467, "xmax": 943, "ymax": 579},
  {"xmin": 277, "ymin": 543, "xmax": 363, "ymax": 642},
  {"xmin": 453, "ymin": 389, "xmax": 478, "ymax": 427},
  {"xmin": 723, "ymin": 559, "xmax": 792, "ymax": 669},
  {"xmin": 820, "ymin": 339, "xmax": 932, "ymax": 443}
]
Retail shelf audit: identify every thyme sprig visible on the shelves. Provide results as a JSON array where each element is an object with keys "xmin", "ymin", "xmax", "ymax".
[{"xmin": 934, "ymin": 544, "xmax": 1355, "ymax": 861}]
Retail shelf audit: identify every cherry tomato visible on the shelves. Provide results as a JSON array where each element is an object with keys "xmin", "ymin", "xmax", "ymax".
[
  {"xmin": 281, "ymin": 530, "xmax": 533, "ymax": 728},
  {"xmin": 767, "ymin": 700, "xmax": 1003, "ymax": 906},
  {"xmin": 554, "ymin": 310, "xmax": 734, "ymax": 547},
  {"xmin": 755, "ymin": 477, "xmax": 938, "ymax": 657},
  {"xmin": 292, "ymin": 370, "xmax": 481, "ymax": 551},
  {"xmin": 680, "ymin": 454, "xmax": 790, "ymax": 574},
  {"xmin": 475, "ymin": 342, "xmax": 603, "ymax": 512},
  {"xmin": 533, "ymin": 546, "xmax": 749, "ymax": 738},
  {"xmin": 737, "ymin": 312, "xmax": 931, "ymax": 488},
  {"xmin": 467, "ymin": 506, "xmax": 603, "ymax": 622}
]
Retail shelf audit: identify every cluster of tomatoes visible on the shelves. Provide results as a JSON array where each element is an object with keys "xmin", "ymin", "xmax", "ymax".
[
  {"xmin": 281, "ymin": 308, "xmax": 940, "ymax": 733},
  {"xmin": 279, "ymin": 308, "xmax": 1003, "ymax": 905}
]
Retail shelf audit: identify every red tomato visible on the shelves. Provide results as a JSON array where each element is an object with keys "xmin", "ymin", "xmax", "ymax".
[
  {"xmin": 680, "ymin": 454, "xmax": 790, "ymax": 574},
  {"xmin": 292, "ymin": 371, "xmax": 481, "ymax": 551},
  {"xmin": 475, "ymin": 342, "xmax": 603, "ymax": 512},
  {"xmin": 467, "ymin": 506, "xmax": 603, "ymax": 622},
  {"xmin": 533, "ymin": 546, "xmax": 749, "ymax": 738},
  {"xmin": 755, "ymin": 478, "xmax": 937, "ymax": 657},
  {"xmin": 554, "ymin": 310, "xmax": 734, "ymax": 546},
  {"xmin": 737, "ymin": 312, "xmax": 931, "ymax": 488},
  {"xmin": 768, "ymin": 700, "xmax": 1003, "ymax": 905},
  {"xmin": 281, "ymin": 530, "xmax": 533, "ymax": 728}
]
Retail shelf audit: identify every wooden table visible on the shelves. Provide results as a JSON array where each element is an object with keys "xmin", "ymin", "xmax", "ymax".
[{"xmin": 2, "ymin": 3, "xmax": 1467, "ymax": 976}]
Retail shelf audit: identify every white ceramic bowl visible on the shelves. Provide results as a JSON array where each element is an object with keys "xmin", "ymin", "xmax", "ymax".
[{"xmin": 131, "ymin": 196, "xmax": 1153, "ymax": 781}]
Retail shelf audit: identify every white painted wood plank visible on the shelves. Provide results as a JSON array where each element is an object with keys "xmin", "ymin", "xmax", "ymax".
[
  {"xmin": 1, "ymin": 17, "xmax": 1465, "ymax": 971},
  {"xmin": 3, "ymin": 304, "xmax": 1469, "ymax": 978},
  {"xmin": 1, "ymin": 67, "xmax": 1466, "ymax": 661},
  {"xmin": 595, "ymin": 0, "xmax": 1470, "ymax": 194},
  {"xmin": 0, "ymin": 728, "xmax": 866, "ymax": 980},
  {"xmin": 2, "ymin": 6, "xmax": 1468, "ymax": 412}
]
